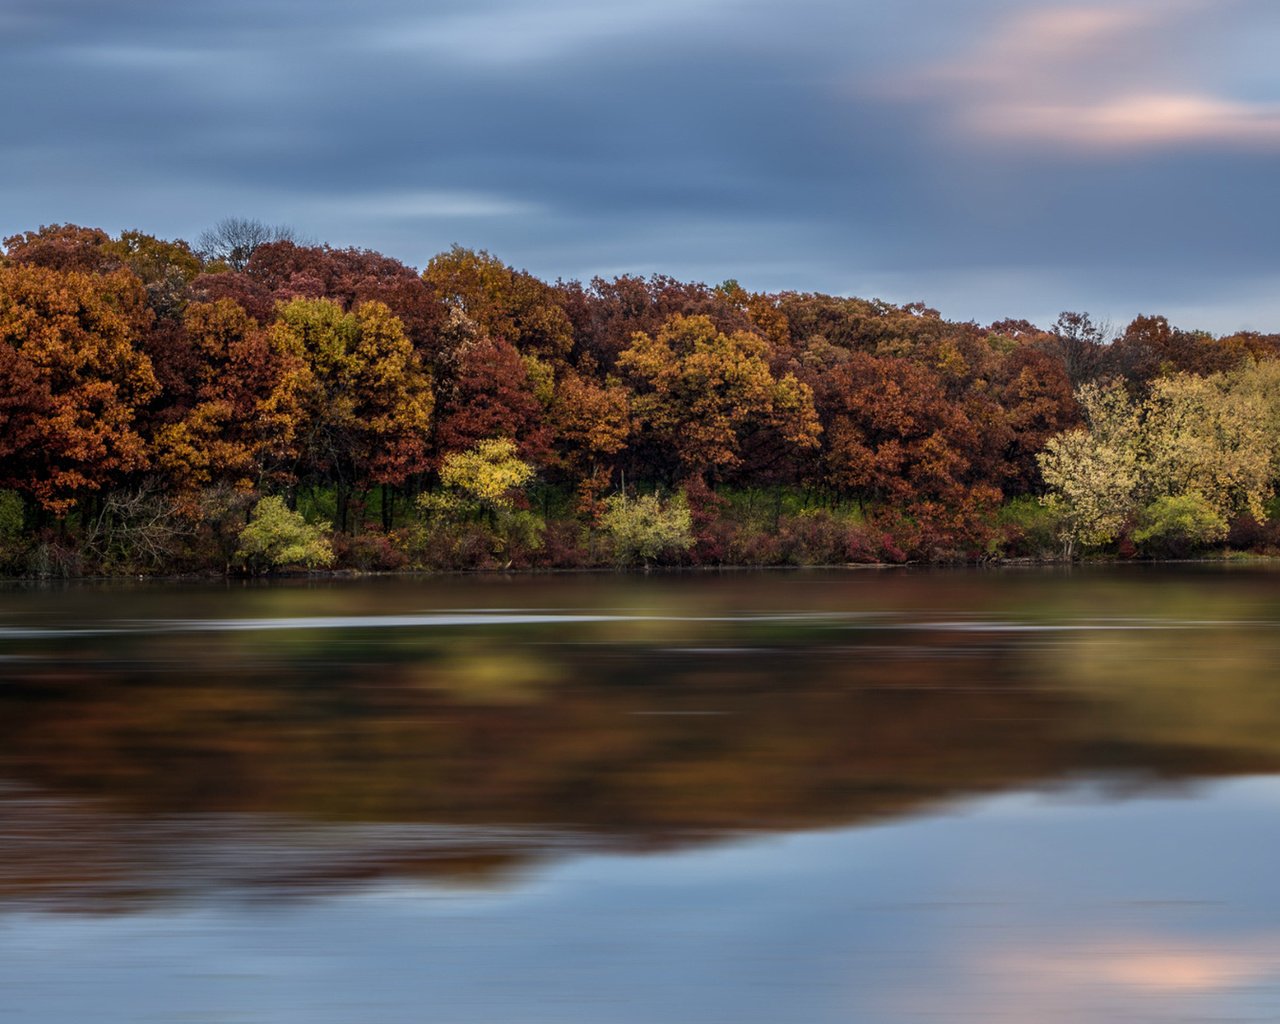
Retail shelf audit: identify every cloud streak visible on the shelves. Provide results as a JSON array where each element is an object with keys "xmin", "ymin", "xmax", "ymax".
[
  {"xmin": 328, "ymin": 190, "xmax": 545, "ymax": 220},
  {"xmin": 361, "ymin": 0, "xmax": 739, "ymax": 66},
  {"xmin": 895, "ymin": 1, "xmax": 1280, "ymax": 151},
  {"xmin": 978, "ymin": 92, "xmax": 1280, "ymax": 148}
]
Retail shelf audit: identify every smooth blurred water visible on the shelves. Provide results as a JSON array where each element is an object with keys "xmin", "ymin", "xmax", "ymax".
[{"xmin": 2, "ymin": 567, "xmax": 1279, "ymax": 1021}]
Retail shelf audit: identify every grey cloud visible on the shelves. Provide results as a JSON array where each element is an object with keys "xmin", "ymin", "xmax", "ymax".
[{"xmin": 3, "ymin": 0, "xmax": 1280, "ymax": 332}]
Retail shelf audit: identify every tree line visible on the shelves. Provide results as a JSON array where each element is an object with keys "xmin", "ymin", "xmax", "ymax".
[{"xmin": 2, "ymin": 220, "xmax": 1280, "ymax": 574}]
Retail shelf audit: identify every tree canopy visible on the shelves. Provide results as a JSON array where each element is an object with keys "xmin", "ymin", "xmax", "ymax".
[{"xmin": 4, "ymin": 220, "xmax": 1280, "ymax": 572}]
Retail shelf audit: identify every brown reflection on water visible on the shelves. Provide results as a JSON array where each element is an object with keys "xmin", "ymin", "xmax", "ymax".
[{"xmin": 3, "ymin": 567, "xmax": 1280, "ymax": 907}]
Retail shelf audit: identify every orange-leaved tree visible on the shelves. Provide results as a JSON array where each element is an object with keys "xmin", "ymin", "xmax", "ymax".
[
  {"xmin": 823, "ymin": 352, "xmax": 980, "ymax": 510},
  {"xmin": 0, "ymin": 263, "xmax": 158, "ymax": 515},
  {"xmin": 616, "ymin": 314, "xmax": 819, "ymax": 485},
  {"xmin": 153, "ymin": 299, "xmax": 303, "ymax": 494},
  {"xmin": 423, "ymin": 246, "xmax": 573, "ymax": 362},
  {"xmin": 547, "ymin": 369, "xmax": 630, "ymax": 514}
]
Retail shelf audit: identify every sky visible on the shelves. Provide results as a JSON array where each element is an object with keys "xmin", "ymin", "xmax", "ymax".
[{"xmin": 3, "ymin": 0, "xmax": 1280, "ymax": 333}]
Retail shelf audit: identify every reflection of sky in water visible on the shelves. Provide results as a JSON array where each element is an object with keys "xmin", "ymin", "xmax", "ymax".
[{"xmin": 4, "ymin": 777, "xmax": 1279, "ymax": 1024}]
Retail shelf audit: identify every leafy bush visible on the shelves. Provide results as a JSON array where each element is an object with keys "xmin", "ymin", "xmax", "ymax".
[
  {"xmin": 330, "ymin": 530, "xmax": 410, "ymax": 571},
  {"xmin": 600, "ymin": 491, "xmax": 694, "ymax": 566},
  {"xmin": 726, "ymin": 524, "xmax": 780, "ymax": 566},
  {"xmin": 1226, "ymin": 511, "xmax": 1280, "ymax": 554},
  {"xmin": 997, "ymin": 496, "xmax": 1064, "ymax": 559},
  {"xmin": 235, "ymin": 496, "xmax": 334, "ymax": 572},
  {"xmin": 534, "ymin": 520, "xmax": 590, "ymax": 568},
  {"xmin": 776, "ymin": 511, "xmax": 849, "ymax": 565},
  {"xmin": 1134, "ymin": 493, "xmax": 1228, "ymax": 556},
  {"xmin": 843, "ymin": 524, "xmax": 885, "ymax": 563},
  {"xmin": 691, "ymin": 516, "xmax": 740, "ymax": 565}
]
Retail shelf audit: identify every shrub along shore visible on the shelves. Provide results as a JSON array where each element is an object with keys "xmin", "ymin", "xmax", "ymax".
[{"xmin": 3, "ymin": 221, "xmax": 1280, "ymax": 577}]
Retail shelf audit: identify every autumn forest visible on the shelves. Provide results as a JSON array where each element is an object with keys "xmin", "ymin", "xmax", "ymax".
[{"xmin": 3, "ymin": 220, "xmax": 1280, "ymax": 576}]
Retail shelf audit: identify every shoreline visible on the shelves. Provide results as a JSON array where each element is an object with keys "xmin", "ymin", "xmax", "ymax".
[{"xmin": 3, "ymin": 553, "xmax": 1277, "ymax": 586}]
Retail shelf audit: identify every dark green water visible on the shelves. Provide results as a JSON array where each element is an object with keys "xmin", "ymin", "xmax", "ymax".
[{"xmin": 2, "ymin": 567, "xmax": 1279, "ymax": 1022}]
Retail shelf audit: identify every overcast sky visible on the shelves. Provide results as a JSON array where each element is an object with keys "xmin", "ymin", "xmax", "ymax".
[{"xmin": 3, "ymin": 0, "xmax": 1280, "ymax": 332}]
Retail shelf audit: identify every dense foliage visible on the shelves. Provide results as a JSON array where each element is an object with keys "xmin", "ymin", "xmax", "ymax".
[{"xmin": 4, "ymin": 221, "xmax": 1280, "ymax": 574}]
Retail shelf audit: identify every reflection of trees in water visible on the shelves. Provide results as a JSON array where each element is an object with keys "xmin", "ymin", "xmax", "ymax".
[
  {"xmin": 0, "ymin": 788, "xmax": 581, "ymax": 911},
  {"xmin": 1036, "ymin": 627, "xmax": 1280, "ymax": 760},
  {"xmin": 4, "ymin": 610, "xmax": 1280, "ymax": 908}
]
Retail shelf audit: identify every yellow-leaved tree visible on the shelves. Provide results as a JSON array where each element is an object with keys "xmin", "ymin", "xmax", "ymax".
[
  {"xmin": 269, "ymin": 298, "xmax": 433, "ymax": 531},
  {"xmin": 416, "ymin": 438, "xmax": 542, "ymax": 563},
  {"xmin": 437, "ymin": 437, "xmax": 535, "ymax": 512}
]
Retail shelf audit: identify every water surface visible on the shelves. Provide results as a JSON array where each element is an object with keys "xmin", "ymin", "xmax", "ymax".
[{"xmin": 2, "ymin": 567, "xmax": 1279, "ymax": 1021}]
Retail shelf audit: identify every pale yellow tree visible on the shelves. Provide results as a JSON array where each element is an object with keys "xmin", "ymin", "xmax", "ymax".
[
  {"xmin": 1142, "ymin": 373, "xmax": 1271, "ymax": 524},
  {"xmin": 1038, "ymin": 372, "xmax": 1278, "ymax": 557},
  {"xmin": 1038, "ymin": 429, "xmax": 1139, "ymax": 558},
  {"xmin": 1216, "ymin": 359, "xmax": 1280, "ymax": 482},
  {"xmin": 1037, "ymin": 379, "xmax": 1142, "ymax": 555}
]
